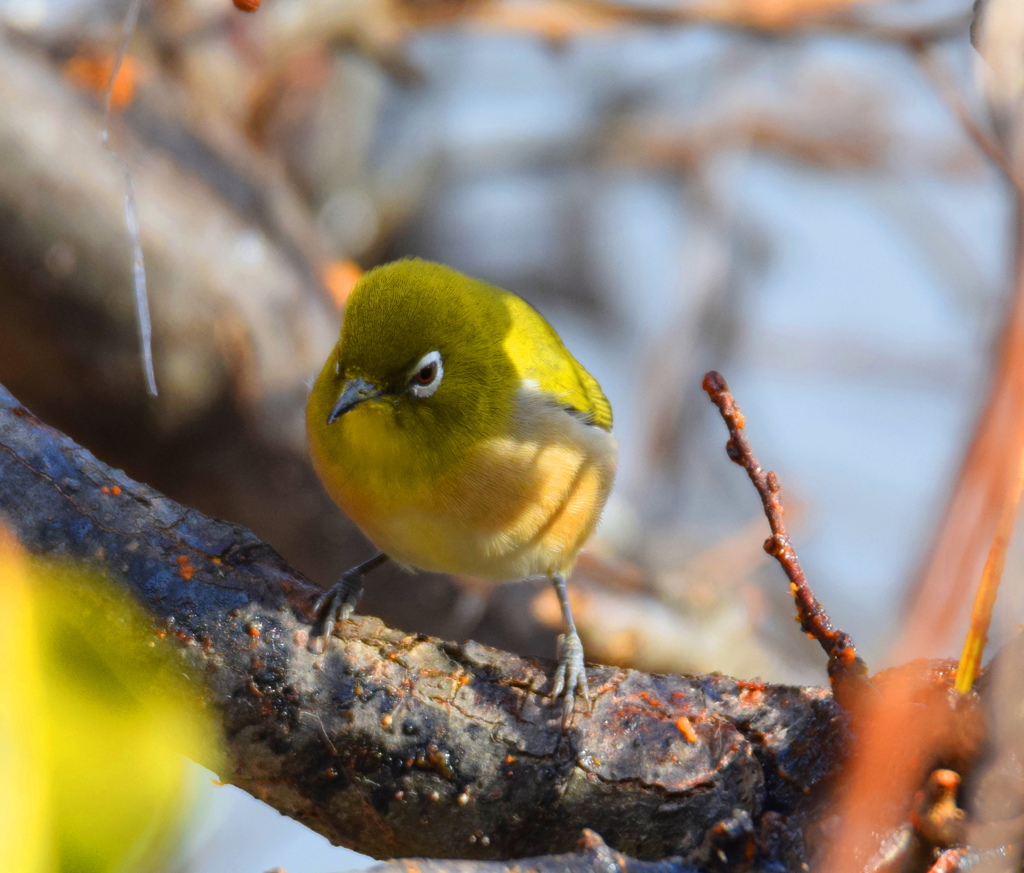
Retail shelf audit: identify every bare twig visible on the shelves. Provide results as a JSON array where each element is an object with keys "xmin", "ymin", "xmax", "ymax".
[
  {"xmin": 702, "ymin": 371, "xmax": 868, "ymax": 689},
  {"xmin": 911, "ymin": 42, "xmax": 1018, "ymax": 187},
  {"xmin": 398, "ymin": 0, "xmax": 968, "ymax": 46},
  {"xmin": 101, "ymin": 0, "xmax": 157, "ymax": 396},
  {"xmin": 954, "ymin": 446, "xmax": 1024, "ymax": 694}
]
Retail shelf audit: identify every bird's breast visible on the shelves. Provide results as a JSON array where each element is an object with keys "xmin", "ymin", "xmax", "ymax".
[{"xmin": 314, "ymin": 385, "xmax": 616, "ymax": 581}]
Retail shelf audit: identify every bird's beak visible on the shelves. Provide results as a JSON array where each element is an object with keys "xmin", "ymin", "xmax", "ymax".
[{"xmin": 327, "ymin": 377, "xmax": 383, "ymax": 424}]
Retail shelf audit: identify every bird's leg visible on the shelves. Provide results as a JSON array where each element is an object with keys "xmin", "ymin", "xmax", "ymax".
[
  {"xmin": 548, "ymin": 573, "xmax": 590, "ymax": 725},
  {"xmin": 311, "ymin": 552, "xmax": 390, "ymax": 652}
]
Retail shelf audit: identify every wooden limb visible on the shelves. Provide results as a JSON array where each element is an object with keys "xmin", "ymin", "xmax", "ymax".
[{"xmin": 0, "ymin": 380, "xmax": 845, "ymax": 864}]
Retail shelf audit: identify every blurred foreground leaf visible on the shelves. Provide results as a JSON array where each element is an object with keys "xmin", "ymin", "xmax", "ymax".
[{"xmin": 0, "ymin": 529, "xmax": 221, "ymax": 873}]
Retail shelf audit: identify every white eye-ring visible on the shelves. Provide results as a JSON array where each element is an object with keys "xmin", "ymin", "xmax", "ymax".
[{"xmin": 408, "ymin": 350, "xmax": 443, "ymax": 398}]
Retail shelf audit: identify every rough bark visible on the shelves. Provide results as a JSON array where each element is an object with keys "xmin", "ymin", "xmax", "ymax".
[
  {"xmin": 0, "ymin": 380, "xmax": 846, "ymax": 864},
  {"xmin": 362, "ymin": 830, "xmax": 704, "ymax": 873}
]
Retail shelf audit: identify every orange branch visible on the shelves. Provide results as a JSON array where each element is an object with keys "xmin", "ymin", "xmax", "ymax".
[{"xmin": 899, "ymin": 207, "xmax": 1024, "ymax": 662}]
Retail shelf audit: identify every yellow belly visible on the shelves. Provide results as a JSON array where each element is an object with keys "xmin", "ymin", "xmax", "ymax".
[{"xmin": 319, "ymin": 386, "xmax": 617, "ymax": 582}]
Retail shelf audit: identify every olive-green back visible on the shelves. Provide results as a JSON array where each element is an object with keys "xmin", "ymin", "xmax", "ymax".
[{"xmin": 342, "ymin": 259, "xmax": 612, "ymax": 431}]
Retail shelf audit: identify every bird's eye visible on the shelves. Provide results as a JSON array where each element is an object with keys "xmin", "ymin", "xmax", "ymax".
[{"xmin": 408, "ymin": 350, "xmax": 443, "ymax": 398}]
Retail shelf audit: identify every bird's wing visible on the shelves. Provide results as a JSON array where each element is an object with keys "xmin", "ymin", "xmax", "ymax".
[
  {"xmin": 561, "ymin": 359, "xmax": 613, "ymax": 431},
  {"xmin": 504, "ymin": 297, "xmax": 613, "ymax": 432}
]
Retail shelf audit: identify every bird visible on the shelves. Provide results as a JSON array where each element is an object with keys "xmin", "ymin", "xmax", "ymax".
[{"xmin": 306, "ymin": 258, "xmax": 617, "ymax": 722}]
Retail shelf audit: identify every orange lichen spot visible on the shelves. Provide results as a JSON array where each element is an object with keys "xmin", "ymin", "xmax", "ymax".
[
  {"xmin": 155, "ymin": 628, "xmax": 167, "ymax": 640},
  {"xmin": 323, "ymin": 259, "xmax": 364, "ymax": 308},
  {"xmin": 176, "ymin": 555, "xmax": 188, "ymax": 564},
  {"xmin": 458, "ymin": 674, "xmax": 471, "ymax": 686},
  {"xmin": 504, "ymin": 755, "xmax": 516, "ymax": 764},
  {"xmin": 211, "ymin": 556, "xmax": 222, "ymax": 565},
  {"xmin": 247, "ymin": 623, "xmax": 261, "ymax": 638},
  {"xmin": 101, "ymin": 486, "xmax": 110, "ymax": 494},
  {"xmin": 381, "ymin": 714, "xmax": 393, "ymax": 728},
  {"xmin": 638, "ymin": 691, "xmax": 664, "ymax": 708},
  {"xmin": 111, "ymin": 485, "xmax": 121, "ymax": 495},
  {"xmin": 232, "ymin": 0, "xmax": 260, "ymax": 12},
  {"xmin": 178, "ymin": 560, "xmax": 194, "ymax": 581},
  {"xmin": 676, "ymin": 716, "xmax": 698, "ymax": 743},
  {"xmin": 63, "ymin": 53, "xmax": 138, "ymax": 109},
  {"xmin": 387, "ymin": 652, "xmax": 400, "ymax": 661}
]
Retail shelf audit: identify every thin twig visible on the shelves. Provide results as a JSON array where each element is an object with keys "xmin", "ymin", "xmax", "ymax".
[
  {"xmin": 911, "ymin": 41, "xmax": 1018, "ymax": 188},
  {"xmin": 407, "ymin": 0, "xmax": 969, "ymax": 46},
  {"xmin": 955, "ymin": 448, "xmax": 1024, "ymax": 693},
  {"xmin": 702, "ymin": 371, "xmax": 867, "ymax": 686},
  {"xmin": 102, "ymin": 0, "xmax": 158, "ymax": 397}
]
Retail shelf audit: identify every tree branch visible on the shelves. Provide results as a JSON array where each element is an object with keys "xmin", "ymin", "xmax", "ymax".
[
  {"xmin": 362, "ymin": 830, "xmax": 703, "ymax": 873},
  {"xmin": 702, "ymin": 371, "xmax": 868, "ymax": 692},
  {"xmin": 0, "ymin": 379, "xmax": 846, "ymax": 865}
]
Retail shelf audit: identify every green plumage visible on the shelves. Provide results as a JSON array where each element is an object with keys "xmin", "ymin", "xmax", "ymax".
[
  {"xmin": 306, "ymin": 258, "xmax": 618, "ymax": 721},
  {"xmin": 339, "ymin": 258, "xmax": 612, "ymax": 432}
]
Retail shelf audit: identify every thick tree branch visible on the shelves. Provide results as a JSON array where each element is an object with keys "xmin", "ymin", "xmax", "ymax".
[
  {"xmin": 0, "ymin": 380, "xmax": 845, "ymax": 865},
  {"xmin": 363, "ymin": 830, "xmax": 703, "ymax": 873}
]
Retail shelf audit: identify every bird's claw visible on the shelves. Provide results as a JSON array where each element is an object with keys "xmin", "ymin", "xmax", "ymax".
[
  {"xmin": 550, "ymin": 631, "xmax": 590, "ymax": 727},
  {"xmin": 309, "ymin": 569, "xmax": 364, "ymax": 653}
]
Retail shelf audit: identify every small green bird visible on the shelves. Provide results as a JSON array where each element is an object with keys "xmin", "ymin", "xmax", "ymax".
[{"xmin": 306, "ymin": 259, "xmax": 617, "ymax": 721}]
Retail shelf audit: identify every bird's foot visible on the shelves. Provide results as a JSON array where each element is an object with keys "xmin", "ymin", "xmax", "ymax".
[
  {"xmin": 309, "ymin": 568, "xmax": 364, "ymax": 653},
  {"xmin": 550, "ymin": 631, "xmax": 590, "ymax": 727}
]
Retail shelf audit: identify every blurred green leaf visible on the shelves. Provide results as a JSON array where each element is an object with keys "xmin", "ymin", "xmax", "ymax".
[{"xmin": 0, "ymin": 530, "xmax": 222, "ymax": 873}]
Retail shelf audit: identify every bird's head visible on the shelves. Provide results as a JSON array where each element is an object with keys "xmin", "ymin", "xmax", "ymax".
[{"xmin": 308, "ymin": 259, "xmax": 519, "ymax": 463}]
